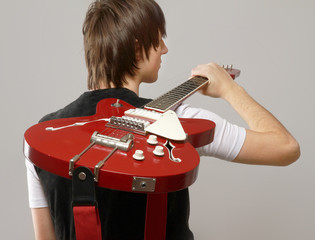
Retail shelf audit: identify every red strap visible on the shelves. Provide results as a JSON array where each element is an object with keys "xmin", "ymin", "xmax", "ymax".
[
  {"xmin": 144, "ymin": 193, "xmax": 168, "ymax": 240},
  {"xmin": 73, "ymin": 206, "xmax": 102, "ymax": 240}
]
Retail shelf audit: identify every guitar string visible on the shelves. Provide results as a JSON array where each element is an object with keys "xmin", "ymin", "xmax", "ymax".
[
  {"xmin": 69, "ymin": 115, "xmax": 135, "ymax": 180},
  {"xmin": 139, "ymin": 69, "xmax": 190, "ymax": 108},
  {"xmin": 143, "ymin": 77, "xmax": 208, "ymax": 111},
  {"xmin": 89, "ymin": 115, "xmax": 145, "ymax": 177},
  {"xmin": 140, "ymin": 65, "xmax": 235, "ymax": 110}
]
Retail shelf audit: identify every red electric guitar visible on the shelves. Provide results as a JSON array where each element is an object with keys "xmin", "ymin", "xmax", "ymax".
[
  {"xmin": 24, "ymin": 66, "xmax": 240, "ymax": 240},
  {"xmin": 24, "ymin": 66, "xmax": 240, "ymax": 193}
]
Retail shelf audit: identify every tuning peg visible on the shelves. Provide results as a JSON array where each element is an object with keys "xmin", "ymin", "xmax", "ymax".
[{"xmin": 222, "ymin": 64, "xmax": 233, "ymax": 70}]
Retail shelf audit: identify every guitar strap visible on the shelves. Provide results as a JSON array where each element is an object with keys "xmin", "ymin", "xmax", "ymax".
[
  {"xmin": 72, "ymin": 166, "xmax": 102, "ymax": 240},
  {"xmin": 36, "ymin": 88, "xmax": 152, "ymax": 239}
]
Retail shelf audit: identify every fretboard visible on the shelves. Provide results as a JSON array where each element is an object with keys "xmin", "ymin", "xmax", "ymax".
[{"xmin": 144, "ymin": 76, "xmax": 208, "ymax": 112}]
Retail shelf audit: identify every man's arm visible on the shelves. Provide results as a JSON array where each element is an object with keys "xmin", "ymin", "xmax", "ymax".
[
  {"xmin": 25, "ymin": 159, "xmax": 57, "ymax": 240},
  {"xmin": 31, "ymin": 208, "xmax": 57, "ymax": 240},
  {"xmin": 191, "ymin": 63, "xmax": 300, "ymax": 166}
]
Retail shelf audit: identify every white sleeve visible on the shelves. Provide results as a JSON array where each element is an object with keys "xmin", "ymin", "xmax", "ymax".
[
  {"xmin": 25, "ymin": 158, "xmax": 49, "ymax": 208},
  {"xmin": 174, "ymin": 103, "xmax": 246, "ymax": 161}
]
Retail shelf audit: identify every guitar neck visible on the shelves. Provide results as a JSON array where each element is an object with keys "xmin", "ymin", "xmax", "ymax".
[
  {"xmin": 144, "ymin": 66, "xmax": 241, "ymax": 112},
  {"xmin": 144, "ymin": 76, "xmax": 208, "ymax": 112}
]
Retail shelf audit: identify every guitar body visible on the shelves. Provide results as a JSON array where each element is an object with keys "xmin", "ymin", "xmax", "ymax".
[{"xmin": 24, "ymin": 98, "xmax": 215, "ymax": 193}]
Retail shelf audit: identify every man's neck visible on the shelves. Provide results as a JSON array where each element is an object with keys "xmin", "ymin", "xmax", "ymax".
[
  {"xmin": 122, "ymin": 78, "xmax": 141, "ymax": 96},
  {"xmin": 96, "ymin": 75, "xmax": 141, "ymax": 96}
]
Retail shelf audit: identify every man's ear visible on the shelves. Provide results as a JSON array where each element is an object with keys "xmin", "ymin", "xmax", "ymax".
[
  {"xmin": 135, "ymin": 40, "xmax": 149, "ymax": 62},
  {"xmin": 135, "ymin": 40, "xmax": 142, "ymax": 62}
]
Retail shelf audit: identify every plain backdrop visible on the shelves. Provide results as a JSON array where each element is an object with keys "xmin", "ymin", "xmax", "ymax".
[{"xmin": 1, "ymin": 0, "xmax": 314, "ymax": 239}]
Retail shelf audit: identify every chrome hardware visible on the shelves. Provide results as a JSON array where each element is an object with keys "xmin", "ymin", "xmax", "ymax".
[
  {"xmin": 111, "ymin": 99, "xmax": 123, "ymax": 107},
  {"xmin": 69, "ymin": 142, "xmax": 96, "ymax": 176},
  {"xmin": 222, "ymin": 64, "xmax": 233, "ymax": 70},
  {"xmin": 90, "ymin": 131, "xmax": 134, "ymax": 151},
  {"xmin": 132, "ymin": 177, "xmax": 156, "ymax": 192},
  {"xmin": 94, "ymin": 147, "xmax": 118, "ymax": 182},
  {"xmin": 91, "ymin": 132, "xmax": 135, "ymax": 182},
  {"xmin": 78, "ymin": 172, "xmax": 87, "ymax": 181},
  {"xmin": 106, "ymin": 116, "xmax": 150, "ymax": 135},
  {"xmin": 70, "ymin": 132, "xmax": 134, "ymax": 181}
]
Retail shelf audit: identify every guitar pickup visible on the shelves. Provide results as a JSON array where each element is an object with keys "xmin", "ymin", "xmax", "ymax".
[{"xmin": 124, "ymin": 108, "xmax": 163, "ymax": 121}]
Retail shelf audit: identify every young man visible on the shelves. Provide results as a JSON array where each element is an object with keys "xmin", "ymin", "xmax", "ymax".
[{"xmin": 25, "ymin": 0, "xmax": 300, "ymax": 239}]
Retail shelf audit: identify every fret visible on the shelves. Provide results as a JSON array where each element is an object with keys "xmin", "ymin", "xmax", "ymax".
[
  {"xmin": 145, "ymin": 76, "xmax": 208, "ymax": 112},
  {"xmin": 144, "ymin": 67, "xmax": 240, "ymax": 112}
]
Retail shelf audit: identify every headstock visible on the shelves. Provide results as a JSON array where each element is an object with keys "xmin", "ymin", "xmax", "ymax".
[{"xmin": 222, "ymin": 64, "xmax": 241, "ymax": 79}]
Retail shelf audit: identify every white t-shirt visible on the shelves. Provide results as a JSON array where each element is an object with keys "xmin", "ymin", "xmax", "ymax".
[{"xmin": 25, "ymin": 103, "xmax": 246, "ymax": 208}]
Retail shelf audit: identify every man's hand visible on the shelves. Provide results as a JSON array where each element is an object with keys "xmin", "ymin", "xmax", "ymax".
[{"xmin": 191, "ymin": 62, "xmax": 237, "ymax": 99}]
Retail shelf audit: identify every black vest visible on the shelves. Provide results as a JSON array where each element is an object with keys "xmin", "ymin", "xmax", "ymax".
[{"xmin": 35, "ymin": 88, "xmax": 194, "ymax": 240}]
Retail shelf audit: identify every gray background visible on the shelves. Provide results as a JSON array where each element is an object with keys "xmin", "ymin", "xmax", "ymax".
[{"xmin": 1, "ymin": 0, "xmax": 314, "ymax": 239}]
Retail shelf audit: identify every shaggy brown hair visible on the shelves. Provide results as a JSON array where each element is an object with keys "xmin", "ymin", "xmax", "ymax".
[{"xmin": 83, "ymin": 0, "xmax": 166, "ymax": 90}]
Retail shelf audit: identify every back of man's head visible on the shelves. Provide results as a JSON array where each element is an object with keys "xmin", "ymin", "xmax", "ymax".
[{"xmin": 83, "ymin": 0, "xmax": 166, "ymax": 90}]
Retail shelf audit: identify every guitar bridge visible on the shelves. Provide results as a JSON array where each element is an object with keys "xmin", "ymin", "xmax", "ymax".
[{"xmin": 106, "ymin": 116, "xmax": 150, "ymax": 135}]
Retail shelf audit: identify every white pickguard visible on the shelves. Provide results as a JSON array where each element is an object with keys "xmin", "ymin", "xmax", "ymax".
[{"xmin": 145, "ymin": 110, "xmax": 186, "ymax": 141}]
